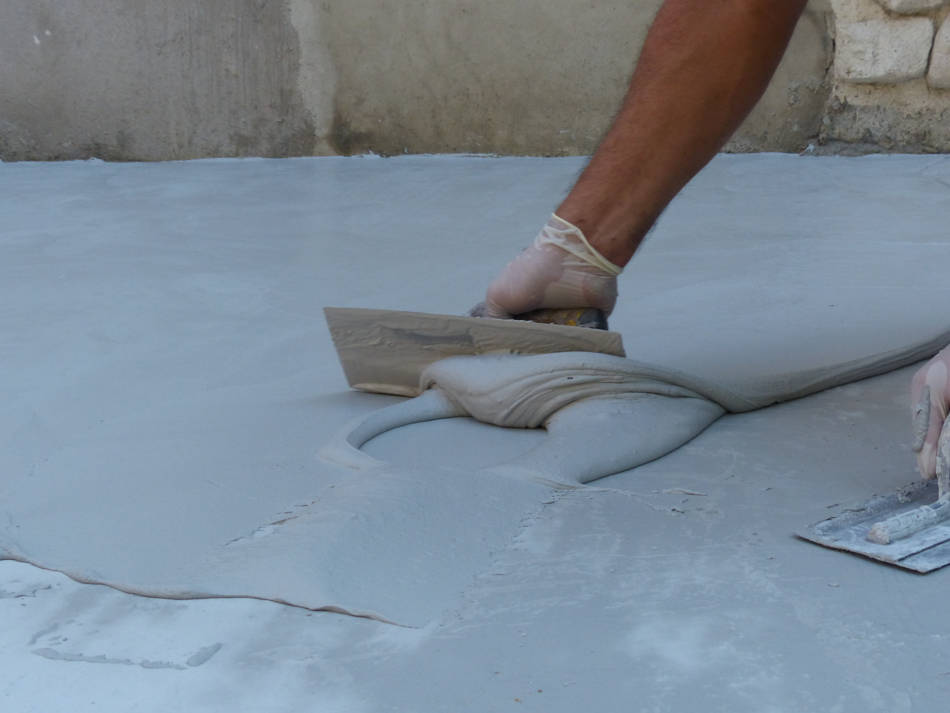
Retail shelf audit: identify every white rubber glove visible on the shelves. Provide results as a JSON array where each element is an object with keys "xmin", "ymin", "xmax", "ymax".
[
  {"xmin": 911, "ymin": 346, "xmax": 950, "ymax": 482},
  {"xmin": 477, "ymin": 214, "xmax": 621, "ymax": 319}
]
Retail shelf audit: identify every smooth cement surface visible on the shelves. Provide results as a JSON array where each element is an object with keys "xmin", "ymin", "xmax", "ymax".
[{"xmin": 3, "ymin": 154, "xmax": 950, "ymax": 711}]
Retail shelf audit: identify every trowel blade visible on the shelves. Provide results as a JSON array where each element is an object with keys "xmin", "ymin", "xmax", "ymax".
[
  {"xmin": 797, "ymin": 479, "xmax": 950, "ymax": 573},
  {"xmin": 324, "ymin": 306, "xmax": 625, "ymax": 397}
]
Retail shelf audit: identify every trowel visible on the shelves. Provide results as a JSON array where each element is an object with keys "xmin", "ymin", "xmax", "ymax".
[
  {"xmin": 798, "ymin": 476, "xmax": 950, "ymax": 573},
  {"xmin": 324, "ymin": 306, "xmax": 624, "ymax": 397},
  {"xmin": 799, "ymin": 388, "xmax": 950, "ymax": 572}
]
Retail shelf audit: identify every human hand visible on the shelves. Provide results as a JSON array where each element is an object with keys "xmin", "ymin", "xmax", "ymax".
[
  {"xmin": 911, "ymin": 346, "xmax": 950, "ymax": 481},
  {"xmin": 471, "ymin": 214, "xmax": 621, "ymax": 320}
]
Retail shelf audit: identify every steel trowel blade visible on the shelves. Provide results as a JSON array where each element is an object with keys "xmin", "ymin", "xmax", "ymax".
[{"xmin": 798, "ymin": 479, "xmax": 950, "ymax": 573}]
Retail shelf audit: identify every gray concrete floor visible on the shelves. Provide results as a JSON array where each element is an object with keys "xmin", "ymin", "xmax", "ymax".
[{"xmin": 3, "ymin": 155, "xmax": 949, "ymax": 712}]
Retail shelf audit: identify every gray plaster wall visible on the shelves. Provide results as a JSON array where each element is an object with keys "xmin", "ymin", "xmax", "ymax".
[
  {"xmin": 0, "ymin": 0, "xmax": 831, "ymax": 161},
  {"xmin": 325, "ymin": 1, "xmax": 831, "ymax": 156},
  {"xmin": 0, "ymin": 0, "xmax": 322, "ymax": 160}
]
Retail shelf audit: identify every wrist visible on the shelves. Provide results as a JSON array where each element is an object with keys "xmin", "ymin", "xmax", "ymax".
[
  {"xmin": 556, "ymin": 199, "xmax": 653, "ymax": 268},
  {"xmin": 541, "ymin": 214, "xmax": 623, "ymax": 277}
]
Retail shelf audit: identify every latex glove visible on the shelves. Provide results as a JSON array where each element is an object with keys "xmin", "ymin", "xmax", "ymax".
[
  {"xmin": 911, "ymin": 346, "xmax": 950, "ymax": 482},
  {"xmin": 474, "ymin": 214, "xmax": 621, "ymax": 319}
]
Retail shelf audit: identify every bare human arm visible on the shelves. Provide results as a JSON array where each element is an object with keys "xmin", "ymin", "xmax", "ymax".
[{"xmin": 480, "ymin": 0, "xmax": 808, "ymax": 319}]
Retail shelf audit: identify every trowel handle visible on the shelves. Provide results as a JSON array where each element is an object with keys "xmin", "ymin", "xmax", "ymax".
[
  {"xmin": 514, "ymin": 308, "xmax": 608, "ymax": 330},
  {"xmin": 867, "ymin": 496, "xmax": 950, "ymax": 545}
]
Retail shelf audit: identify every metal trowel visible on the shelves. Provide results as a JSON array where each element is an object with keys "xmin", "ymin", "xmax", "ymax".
[
  {"xmin": 798, "ymin": 476, "xmax": 950, "ymax": 573},
  {"xmin": 800, "ymin": 398, "xmax": 950, "ymax": 572},
  {"xmin": 324, "ymin": 306, "xmax": 625, "ymax": 397}
]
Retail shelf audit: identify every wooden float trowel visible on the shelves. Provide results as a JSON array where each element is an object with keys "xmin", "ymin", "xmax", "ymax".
[{"xmin": 324, "ymin": 306, "xmax": 625, "ymax": 397}]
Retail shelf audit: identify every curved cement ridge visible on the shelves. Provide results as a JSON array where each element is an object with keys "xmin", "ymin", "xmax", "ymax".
[
  {"xmin": 710, "ymin": 329, "xmax": 950, "ymax": 412},
  {"xmin": 328, "ymin": 339, "xmax": 950, "ymax": 486},
  {"xmin": 422, "ymin": 334, "xmax": 950, "ymax": 418},
  {"xmin": 489, "ymin": 393, "xmax": 725, "ymax": 485},
  {"xmin": 319, "ymin": 388, "xmax": 466, "ymax": 470},
  {"xmin": 418, "ymin": 352, "xmax": 731, "ymax": 484},
  {"xmin": 322, "ymin": 385, "xmax": 725, "ymax": 486},
  {"xmin": 324, "ymin": 352, "xmax": 728, "ymax": 485},
  {"xmin": 420, "ymin": 353, "xmax": 711, "ymax": 428},
  {"xmin": 421, "ymin": 337, "xmax": 950, "ymax": 417}
]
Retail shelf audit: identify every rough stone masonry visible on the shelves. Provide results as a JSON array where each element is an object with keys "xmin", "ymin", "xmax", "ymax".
[{"xmin": 824, "ymin": 0, "xmax": 950, "ymax": 151}]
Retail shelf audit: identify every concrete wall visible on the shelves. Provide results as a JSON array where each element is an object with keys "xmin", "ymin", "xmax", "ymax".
[
  {"xmin": 3, "ymin": 0, "xmax": 926, "ymax": 161},
  {"xmin": 324, "ymin": 1, "xmax": 831, "ymax": 156},
  {"xmin": 0, "ymin": 0, "xmax": 324, "ymax": 160}
]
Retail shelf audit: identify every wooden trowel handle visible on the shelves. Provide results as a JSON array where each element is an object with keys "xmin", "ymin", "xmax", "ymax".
[{"xmin": 514, "ymin": 308, "xmax": 608, "ymax": 330}]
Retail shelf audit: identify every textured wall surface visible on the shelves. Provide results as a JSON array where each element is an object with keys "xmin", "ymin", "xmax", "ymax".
[
  {"xmin": 0, "ymin": 0, "xmax": 322, "ymax": 160},
  {"xmin": 726, "ymin": 6, "xmax": 832, "ymax": 152},
  {"xmin": 324, "ymin": 1, "xmax": 831, "ymax": 156},
  {"xmin": 20, "ymin": 0, "xmax": 950, "ymax": 159},
  {"xmin": 823, "ymin": 0, "xmax": 950, "ymax": 152}
]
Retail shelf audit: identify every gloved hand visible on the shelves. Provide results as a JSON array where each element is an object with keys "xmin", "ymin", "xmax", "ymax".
[
  {"xmin": 911, "ymin": 346, "xmax": 950, "ymax": 482},
  {"xmin": 472, "ymin": 214, "xmax": 621, "ymax": 320}
]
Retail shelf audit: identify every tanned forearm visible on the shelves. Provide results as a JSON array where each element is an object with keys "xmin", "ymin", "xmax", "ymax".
[{"xmin": 557, "ymin": 0, "xmax": 808, "ymax": 266}]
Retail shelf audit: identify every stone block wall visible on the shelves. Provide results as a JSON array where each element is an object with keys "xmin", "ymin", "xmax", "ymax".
[{"xmin": 823, "ymin": 0, "xmax": 950, "ymax": 151}]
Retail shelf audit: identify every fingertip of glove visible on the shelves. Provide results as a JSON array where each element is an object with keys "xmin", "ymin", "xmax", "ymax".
[
  {"xmin": 468, "ymin": 301, "xmax": 509, "ymax": 320},
  {"xmin": 468, "ymin": 301, "xmax": 488, "ymax": 318}
]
